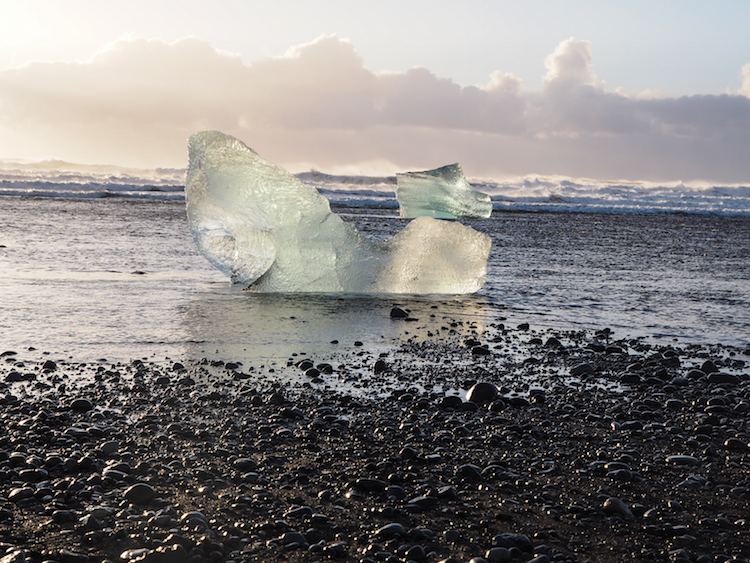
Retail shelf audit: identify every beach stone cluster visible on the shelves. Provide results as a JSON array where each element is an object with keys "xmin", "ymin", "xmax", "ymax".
[{"xmin": 0, "ymin": 320, "xmax": 749, "ymax": 563}]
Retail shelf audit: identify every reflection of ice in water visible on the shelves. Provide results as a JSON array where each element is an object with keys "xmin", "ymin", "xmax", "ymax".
[{"xmin": 181, "ymin": 286, "xmax": 493, "ymax": 368}]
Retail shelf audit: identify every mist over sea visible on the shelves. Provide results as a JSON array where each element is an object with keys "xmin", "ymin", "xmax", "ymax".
[{"xmin": 1, "ymin": 160, "xmax": 749, "ymax": 369}]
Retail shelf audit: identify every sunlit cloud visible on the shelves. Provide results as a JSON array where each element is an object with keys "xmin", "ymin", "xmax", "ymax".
[
  {"xmin": 0, "ymin": 34, "xmax": 749, "ymax": 181},
  {"xmin": 543, "ymin": 38, "xmax": 604, "ymax": 89},
  {"xmin": 740, "ymin": 63, "xmax": 750, "ymax": 98}
]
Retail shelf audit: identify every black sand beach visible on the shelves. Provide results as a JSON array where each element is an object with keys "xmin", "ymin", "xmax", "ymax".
[{"xmin": 1, "ymin": 315, "xmax": 749, "ymax": 563}]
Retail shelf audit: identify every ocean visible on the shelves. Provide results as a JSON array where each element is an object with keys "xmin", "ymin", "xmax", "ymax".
[{"xmin": 1, "ymin": 160, "xmax": 749, "ymax": 373}]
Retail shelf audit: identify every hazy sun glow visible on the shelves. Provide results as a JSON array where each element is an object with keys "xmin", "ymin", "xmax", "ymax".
[{"xmin": 0, "ymin": 3, "xmax": 49, "ymax": 52}]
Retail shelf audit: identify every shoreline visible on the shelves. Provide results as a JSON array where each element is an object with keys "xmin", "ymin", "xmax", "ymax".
[{"xmin": 1, "ymin": 321, "xmax": 749, "ymax": 563}]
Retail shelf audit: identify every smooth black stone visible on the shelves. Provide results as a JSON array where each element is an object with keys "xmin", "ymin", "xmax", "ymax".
[
  {"xmin": 465, "ymin": 382, "xmax": 498, "ymax": 404},
  {"xmin": 124, "ymin": 483, "xmax": 158, "ymax": 505},
  {"xmin": 70, "ymin": 398, "xmax": 93, "ymax": 412},
  {"xmin": 390, "ymin": 307, "xmax": 409, "ymax": 318},
  {"xmin": 374, "ymin": 523, "xmax": 407, "ymax": 540}
]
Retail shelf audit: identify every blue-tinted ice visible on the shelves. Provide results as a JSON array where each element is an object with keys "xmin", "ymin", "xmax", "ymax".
[
  {"xmin": 396, "ymin": 163, "xmax": 493, "ymax": 219},
  {"xmin": 186, "ymin": 131, "xmax": 491, "ymax": 293}
]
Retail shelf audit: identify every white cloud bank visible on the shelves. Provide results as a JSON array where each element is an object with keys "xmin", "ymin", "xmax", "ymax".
[{"xmin": 1, "ymin": 35, "xmax": 749, "ymax": 181}]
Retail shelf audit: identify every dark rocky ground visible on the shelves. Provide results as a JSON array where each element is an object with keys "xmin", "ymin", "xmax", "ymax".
[{"xmin": 1, "ymin": 317, "xmax": 749, "ymax": 563}]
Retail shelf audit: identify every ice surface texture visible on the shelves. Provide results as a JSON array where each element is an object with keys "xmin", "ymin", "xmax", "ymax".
[
  {"xmin": 185, "ymin": 131, "xmax": 491, "ymax": 293},
  {"xmin": 396, "ymin": 163, "xmax": 493, "ymax": 219}
]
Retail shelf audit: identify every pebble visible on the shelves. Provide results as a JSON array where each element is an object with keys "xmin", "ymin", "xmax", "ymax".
[
  {"xmin": 485, "ymin": 547, "xmax": 512, "ymax": 562},
  {"xmin": 70, "ymin": 398, "xmax": 93, "ymax": 412},
  {"xmin": 708, "ymin": 372, "xmax": 739, "ymax": 385},
  {"xmin": 374, "ymin": 523, "xmax": 407, "ymax": 539},
  {"xmin": 570, "ymin": 363, "xmax": 595, "ymax": 376},
  {"xmin": 0, "ymin": 330, "xmax": 748, "ymax": 563},
  {"xmin": 123, "ymin": 483, "xmax": 158, "ymax": 505},
  {"xmin": 232, "ymin": 457, "xmax": 258, "ymax": 471},
  {"xmin": 456, "ymin": 464, "xmax": 483, "ymax": 482},
  {"xmin": 666, "ymin": 455, "xmax": 701, "ymax": 466},
  {"xmin": 602, "ymin": 497, "xmax": 633, "ymax": 519},
  {"xmin": 465, "ymin": 382, "xmax": 498, "ymax": 403}
]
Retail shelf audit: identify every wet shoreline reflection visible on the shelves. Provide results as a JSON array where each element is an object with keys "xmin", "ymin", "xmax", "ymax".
[{"xmin": 181, "ymin": 285, "xmax": 495, "ymax": 367}]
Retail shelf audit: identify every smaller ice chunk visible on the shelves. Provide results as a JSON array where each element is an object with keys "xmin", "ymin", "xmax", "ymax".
[{"xmin": 396, "ymin": 163, "xmax": 493, "ymax": 219}]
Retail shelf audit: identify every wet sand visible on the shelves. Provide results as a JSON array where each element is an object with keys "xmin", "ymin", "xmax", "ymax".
[{"xmin": 1, "ymin": 318, "xmax": 749, "ymax": 563}]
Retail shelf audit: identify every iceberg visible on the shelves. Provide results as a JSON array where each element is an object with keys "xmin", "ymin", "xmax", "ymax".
[
  {"xmin": 185, "ymin": 131, "xmax": 491, "ymax": 293},
  {"xmin": 396, "ymin": 163, "xmax": 493, "ymax": 219}
]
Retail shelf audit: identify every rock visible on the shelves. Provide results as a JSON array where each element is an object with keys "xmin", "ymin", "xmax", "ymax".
[
  {"xmin": 438, "ymin": 486, "xmax": 459, "ymax": 500},
  {"xmin": 100, "ymin": 440, "xmax": 120, "ymax": 456},
  {"xmin": 180, "ymin": 511, "xmax": 208, "ymax": 528},
  {"xmin": 70, "ymin": 398, "xmax": 93, "ymax": 412},
  {"xmin": 323, "ymin": 541, "xmax": 347, "ymax": 557},
  {"xmin": 77, "ymin": 513, "xmax": 102, "ymax": 532},
  {"xmin": 666, "ymin": 455, "xmax": 701, "ymax": 466},
  {"xmin": 529, "ymin": 388, "xmax": 545, "ymax": 403},
  {"xmin": 374, "ymin": 523, "xmax": 407, "ymax": 540},
  {"xmin": 284, "ymin": 505, "xmax": 314, "ymax": 519},
  {"xmin": 456, "ymin": 464, "xmax": 483, "ymax": 482},
  {"xmin": 266, "ymin": 392, "xmax": 286, "ymax": 405},
  {"xmin": 708, "ymin": 372, "xmax": 739, "ymax": 385},
  {"xmin": 233, "ymin": 458, "xmax": 258, "ymax": 471},
  {"xmin": 724, "ymin": 438, "xmax": 747, "ymax": 451},
  {"xmin": 280, "ymin": 531, "xmax": 308, "ymax": 547},
  {"xmin": 492, "ymin": 533, "xmax": 533, "ymax": 552},
  {"xmin": 440, "ymin": 395, "xmax": 463, "ymax": 409},
  {"xmin": 621, "ymin": 373, "xmax": 641, "ymax": 384},
  {"xmin": 486, "ymin": 547, "xmax": 512, "ymax": 562},
  {"xmin": 602, "ymin": 497, "xmax": 633, "ymax": 519},
  {"xmin": 405, "ymin": 545, "xmax": 426, "ymax": 560},
  {"xmin": 354, "ymin": 478, "xmax": 387, "ymax": 492},
  {"xmin": 8, "ymin": 487, "xmax": 33, "ymax": 503},
  {"xmin": 296, "ymin": 359, "xmax": 314, "ymax": 370},
  {"xmin": 120, "ymin": 549, "xmax": 151, "ymax": 561},
  {"xmin": 124, "ymin": 483, "xmax": 158, "ymax": 505},
  {"xmin": 304, "ymin": 367, "xmax": 320, "ymax": 378},
  {"xmin": 465, "ymin": 382, "xmax": 498, "ymax": 403},
  {"xmin": 0, "ymin": 552, "xmax": 26, "ymax": 563},
  {"xmin": 570, "ymin": 363, "xmax": 595, "ymax": 376},
  {"xmin": 405, "ymin": 495, "xmax": 438, "ymax": 512},
  {"xmin": 390, "ymin": 307, "xmax": 409, "ymax": 318},
  {"xmin": 489, "ymin": 398, "xmax": 506, "ymax": 412},
  {"xmin": 52, "ymin": 509, "xmax": 78, "ymax": 524}
]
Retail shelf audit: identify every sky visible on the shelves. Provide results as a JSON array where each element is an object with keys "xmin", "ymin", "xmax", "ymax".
[{"xmin": 1, "ymin": 0, "xmax": 750, "ymax": 181}]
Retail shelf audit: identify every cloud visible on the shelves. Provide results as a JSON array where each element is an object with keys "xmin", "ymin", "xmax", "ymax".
[
  {"xmin": 0, "ymin": 34, "xmax": 749, "ymax": 181},
  {"xmin": 740, "ymin": 63, "xmax": 750, "ymax": 97},
  {"xmin": 543, "ymin": 37, "xmax": 604, "ymax": 89}
]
